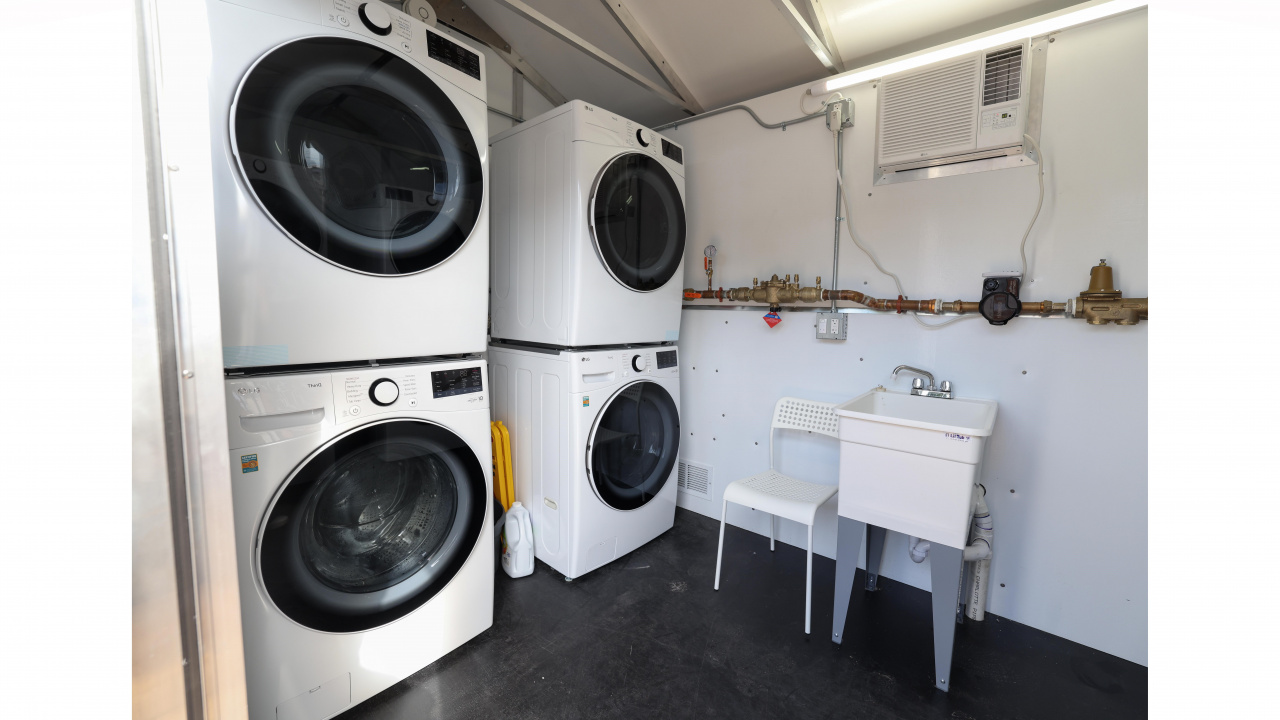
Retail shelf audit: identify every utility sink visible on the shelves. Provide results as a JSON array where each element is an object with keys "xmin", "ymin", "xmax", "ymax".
[{"xmin": 834, "ymin": 389, "xmax": 998, "ymax": 549}]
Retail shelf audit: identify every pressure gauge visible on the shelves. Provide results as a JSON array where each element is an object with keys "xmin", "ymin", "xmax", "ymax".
[{"xmin": 704, "ymin": 245, "xmax": 717, "ymax": 259}]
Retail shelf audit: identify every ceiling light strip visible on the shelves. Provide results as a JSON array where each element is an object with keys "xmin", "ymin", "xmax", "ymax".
[{"xmin": 809, "ymin": 0, "xmax": 1147, "ymax": 95}]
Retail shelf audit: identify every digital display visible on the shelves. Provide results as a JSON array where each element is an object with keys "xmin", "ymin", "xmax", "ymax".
[
  {"xmin": 656, "ymin": 350, "xmax": 678, "ymax": 369},
  {"xmin": 431, "ymin": 366, "xmax": 483, "ymax": 398},
  {"xmin": 427, "ymin": 31, "xmax": 481, "ymax": 80},
  {"xmin": 661, "ymin": 139, "xmax": 683, "ymax": 164}
]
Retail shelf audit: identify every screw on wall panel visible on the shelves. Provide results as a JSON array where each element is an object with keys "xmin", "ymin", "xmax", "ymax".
[
  {"xmin": 859, "ymin": 358, "xmax": 863, "ymax": 361},
  {"xmin": 1022, "ymin": 370, "xmax": 1027, "ymax": 375},
  {"xmin": 867, "ymin": 193, "xmax": 871, "ymax": 197},
  {"xmin": 721, "ymin": 414, "xmax": 725, "ymax": 417},
  {"xmin": 1049, "ymin": 37, "xmax": 1055, "ymax": 43},
  {"xmin": 715, "ymin": 369, "xmax": 718, "ymax": 372},
  {"xmin": 1010, "ymin": 489, "xmax": 1015, "ymax": 493},
  {"xmin": 724, "ymin": 320, "xmax": 728, "ymax": 324},
  {"xmin": 1000, "ymin": 583, "xmax": 1006, "ymax": 587},
  {"xmin": 754, "ymin": 442, "xmax": 758, "ymax": 445}
]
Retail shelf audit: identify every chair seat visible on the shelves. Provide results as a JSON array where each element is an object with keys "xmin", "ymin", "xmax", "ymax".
[{"xmin": 724, "ymin": 470, "xmax": 837, "ymax": 526}]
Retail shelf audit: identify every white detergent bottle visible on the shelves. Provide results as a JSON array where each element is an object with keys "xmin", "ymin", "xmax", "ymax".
[{"xmin": 501, "ymin": 502, "xmax": 534, "ymax": 578}]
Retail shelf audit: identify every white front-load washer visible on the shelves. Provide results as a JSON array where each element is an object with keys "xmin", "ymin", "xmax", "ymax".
[
  {"xmin": 487, "ymin": 343, "xmax": 680, "ymax": 579},
  {"xmin": 225, "ymin": 358, "xmax": 493, "ymax": 720},
  {"xmin": 489, "ymin": 101, "xmax": 687, "ymax": 348},
  {"xmin": 210, "ymin": 0, "xmax": 489, "ymax": 369}
]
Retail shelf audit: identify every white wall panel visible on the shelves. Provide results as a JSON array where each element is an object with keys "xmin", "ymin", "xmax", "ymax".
[{"xmin": 669, "ymin": 10, "xmax": 1147, "ymax": 665}]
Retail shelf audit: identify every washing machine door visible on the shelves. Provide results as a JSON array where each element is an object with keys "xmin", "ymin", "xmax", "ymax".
[
  {"xmin": 258, "ymin": 419, "xmax": 487, "ymax": 632},
  {"xmin": 587, "ymin": 381, "xmax": 680, "ymax": 510},
  {"xmin": 589, "ymin": 153, "xmax": 686, "ymax": 292},
  {"xmin": 232, "ymin": 36, "xmax": 483, "ymax": 276}
]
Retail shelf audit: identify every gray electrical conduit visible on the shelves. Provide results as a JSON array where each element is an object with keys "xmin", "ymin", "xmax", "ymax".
[{"xmin": 654, "ymin": 104, "xmax": 826, "ymax": 132}]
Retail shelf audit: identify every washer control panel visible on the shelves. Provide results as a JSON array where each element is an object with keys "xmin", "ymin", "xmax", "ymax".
[
  {"xmin": 337, "ymin": 370, "xmax": 420, "ymax": 419},
  {"xmin": 431, "ymin": 366, "xmax": 484, "ymax": 398}
]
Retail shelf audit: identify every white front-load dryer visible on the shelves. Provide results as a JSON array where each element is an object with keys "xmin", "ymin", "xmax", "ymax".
[
  {"xmin": 489, "ymin": 101, "xmax": 687, "ymax": 348},
  {"xmin": 225, "ymin": 358, "xmax": 493, "ymax": 720},
  {"xmin": 488, "ymin": 343, "xmax": 680, "ymax": 579},
  {"xmin": 210, "ymin": 0, "xmax": 489, "ymax": 369}
]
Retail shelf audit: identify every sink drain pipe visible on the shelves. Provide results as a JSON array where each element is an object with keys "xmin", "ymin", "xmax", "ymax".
[{"xmin": 904, "ymin": 485, "xmax": 995, "ymax": 620}]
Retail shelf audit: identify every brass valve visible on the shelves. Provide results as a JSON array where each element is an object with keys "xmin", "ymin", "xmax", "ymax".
[
  {"xmin": 726, "ymin": 273, "xmax": 825, "ymax": 305},
  {"xmin": 1072, "ymin": 260, "xmax": 1148, "ymax": 325}
]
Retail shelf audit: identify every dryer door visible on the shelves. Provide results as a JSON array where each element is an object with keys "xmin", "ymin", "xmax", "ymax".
[
  {"xmin": 587, "ymin": 381, "xmax": 680, "ymax": 510},
  {"xmin": 589, "ymin": 153, "xmax": 686, "ymax": 292},
  {"xmin": 232, "ymin": 37, "xmax": 483, "ymax": 276},
  {"xmin": 258, "ymin": 419, "xmax": 486, "ymax": 632}
]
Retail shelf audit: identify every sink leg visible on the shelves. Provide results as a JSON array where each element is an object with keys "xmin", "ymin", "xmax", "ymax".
[
  {"xmin": 831, "ymin": 516, "xmax": 865, "ymax": 645},
  {"xmin": 930, "ymin": 544, "xmax": 964, "ymax": 692},
  {"xmin": 865, "ymin": 524, "xmax": 887, "ymax": 591}
]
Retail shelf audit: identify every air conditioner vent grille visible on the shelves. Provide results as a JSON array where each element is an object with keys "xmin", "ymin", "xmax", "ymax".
[
  {"xmin": 982, "ymin": 46, "xmax": 1022, "ymax": 106},
  {"xmin": 677, "ymin": 459, "xmax": 711, "ymax": 500},
  {"xmin": 879, "ymin": 56, "xmax": 979, "ymax": 159}
]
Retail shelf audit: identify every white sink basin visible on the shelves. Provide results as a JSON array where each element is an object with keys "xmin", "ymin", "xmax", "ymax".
[{"xmin": 834, "ymin": 389, "xmax": 998, "ymax": 548}]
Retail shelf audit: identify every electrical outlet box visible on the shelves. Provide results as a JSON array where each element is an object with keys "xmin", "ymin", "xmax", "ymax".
[{"xmin": 816, "ymin": 312, "xmax": 847, "ymax": 340}]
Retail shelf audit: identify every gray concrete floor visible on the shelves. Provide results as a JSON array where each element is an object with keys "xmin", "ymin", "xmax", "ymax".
[{"xmin": 338, "ymin": 508, "xmax": 1147, "ymax": 719}]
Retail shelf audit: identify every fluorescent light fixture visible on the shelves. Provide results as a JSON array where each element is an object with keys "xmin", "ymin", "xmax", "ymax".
[{"xmin": 810, "ymin": 0, "xmax": 1147, "ymax": 95}]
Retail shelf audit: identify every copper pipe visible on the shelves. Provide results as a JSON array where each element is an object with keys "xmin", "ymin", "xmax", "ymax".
[{"xmin": 685, "ymin": 261, "xmax": 1147, "ymax": 325}]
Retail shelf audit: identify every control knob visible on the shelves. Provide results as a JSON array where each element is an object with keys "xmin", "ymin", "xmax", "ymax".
[
  {"xmin": 631, "ymin": 354, "xmax": 648, "ymax": 372},
  {"xmin": 636, "ymin": 129, "xmax": 651, "ymax": 147},
  {"xmin": 369, "ymin": 378, "xmax": 400, "ymax": 406},
  {"xmin": 358, "ymin": 2, "xmax": 394, "ymax": 35}
]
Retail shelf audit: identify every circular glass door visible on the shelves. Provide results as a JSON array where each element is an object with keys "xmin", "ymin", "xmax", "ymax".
[
  {"xmin": 588, "ymin": 381, "xmax": 680, "ymax": 510},
  {"xmin": 259, "ymin": 420, "xmax": 486, "ymax": 632},
  {"xmin": 590, "ymin": 153, "xmax": 686, "ymax": 292},
  {"xmin": 232, "ymin": 37, "xmax": 483, "ymax": 276}
]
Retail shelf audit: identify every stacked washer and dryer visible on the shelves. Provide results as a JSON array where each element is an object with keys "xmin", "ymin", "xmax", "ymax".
[
  {"xmin": 488, "ymin": 101, "xmax": 688, "ymax": 581},
  {"xmin": 208, "ymin": 2, "xmax": 495, "ymax": 719}
]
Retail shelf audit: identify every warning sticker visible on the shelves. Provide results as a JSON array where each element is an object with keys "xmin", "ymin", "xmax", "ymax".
[
  {"xmin": 241, "ymin": 454, "xmax": 259, "ymax": 473},
  {"xmin": 582, "ymin": 396, "xmax": 590, "ymax": 407}
]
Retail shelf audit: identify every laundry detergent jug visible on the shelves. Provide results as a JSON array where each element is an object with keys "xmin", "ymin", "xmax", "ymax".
[{"xmin": 501, "ymin": 502, "xmax": 534, "ymax": 578}]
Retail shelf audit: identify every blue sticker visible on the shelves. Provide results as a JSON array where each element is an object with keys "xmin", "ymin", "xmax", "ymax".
[
  {"xmin": 241, "ymin": 454, "xmax": 259, "ymax": 473},
  {"xmin": 582, "ymin": 396, "xmax": 589, "ymax": 407}
]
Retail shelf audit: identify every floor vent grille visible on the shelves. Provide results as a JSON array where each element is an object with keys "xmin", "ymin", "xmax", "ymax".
[{"xmin": 677, "ymin": 460, "xmax": 712, "ymax": 501}]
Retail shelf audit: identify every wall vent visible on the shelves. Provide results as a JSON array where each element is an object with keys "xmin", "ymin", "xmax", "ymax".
[
  {"xmin": 875, "ymin": 39, "xmax": 1041, "ymax": 183},
  {"xmin": 677, "ymin": 459, "xmax": 712, "ymax": 501}
]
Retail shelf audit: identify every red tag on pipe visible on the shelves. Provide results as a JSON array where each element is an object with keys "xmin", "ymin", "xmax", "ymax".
[{"xmin": 763, "ymin": 311, "xmax": 782, "ymax": 328}]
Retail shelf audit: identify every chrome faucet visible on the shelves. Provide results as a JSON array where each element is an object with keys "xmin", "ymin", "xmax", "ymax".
[{"xmin": 891, "ymin": 365, "xmax": 953, "ymax": 399}]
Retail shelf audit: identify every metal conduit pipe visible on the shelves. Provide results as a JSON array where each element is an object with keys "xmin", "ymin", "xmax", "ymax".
[{"xmin": 654, "ymin": 104, "xmax": 826, "ymax": 132}]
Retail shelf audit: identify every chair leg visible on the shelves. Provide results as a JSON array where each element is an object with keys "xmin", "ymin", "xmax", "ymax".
[
  {"xmin": 805, "ymin": 523, "xmax": 814, "ymax": 635},
  {"xmin": 769, "ymin": 513, "xmax": 775, "ymax": 552},
  {"xmin": 714, "ymin": 499, "xmax": 728, "ymax": 591}
]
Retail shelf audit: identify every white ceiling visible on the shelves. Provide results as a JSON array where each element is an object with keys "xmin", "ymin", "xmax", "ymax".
[{"xmin": 443, "ymin": 0, "xmax": 1088, "ymax": 127}]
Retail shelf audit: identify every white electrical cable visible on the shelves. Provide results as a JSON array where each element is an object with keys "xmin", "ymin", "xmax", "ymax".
[
  {"xmin": 832, "ymin": 142, "xmax": 978, "ymax": 329},
  {"xmin": 802, "ymin": 90, "xmax": 843, "ymax": 116},
  {"xmin": 1018, "ymin": 133, "xmax": 1046, "ymax": 279}
]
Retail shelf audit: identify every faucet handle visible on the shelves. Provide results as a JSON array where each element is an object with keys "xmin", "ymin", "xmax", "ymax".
[
  {"xmin": 911, "ymin": 378, "xmax": 924, "ymax": 390},
  {"xmin": 939, "ymin": 380, "xmax": 952, "ymax": 393}
]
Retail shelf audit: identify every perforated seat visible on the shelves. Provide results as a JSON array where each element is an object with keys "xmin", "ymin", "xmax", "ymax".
[{"xmin": 714, "ymin": 398, "xmax": 840, "ymax": 634}]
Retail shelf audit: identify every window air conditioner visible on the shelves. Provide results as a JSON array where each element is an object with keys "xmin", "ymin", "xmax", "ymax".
[{"xmin": 875, "ymin": 38, "xmax": 1046, "ymax": 184}]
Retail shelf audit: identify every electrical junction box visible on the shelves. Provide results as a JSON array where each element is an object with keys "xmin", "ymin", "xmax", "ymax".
[{"xmin": 816, "ymin": 312, "xmax": 847, "ymax": 340}]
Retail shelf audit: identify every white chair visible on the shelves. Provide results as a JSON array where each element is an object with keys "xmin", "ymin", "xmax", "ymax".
[{"xmin": 714, "ymin": 397, "xmax": 840, "ymax": 634}]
